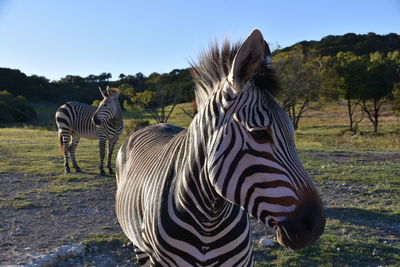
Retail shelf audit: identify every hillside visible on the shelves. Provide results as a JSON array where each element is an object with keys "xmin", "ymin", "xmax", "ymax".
[{"xmin": 276, "ymin": 32, "xmax": 400, "ymax": 56}]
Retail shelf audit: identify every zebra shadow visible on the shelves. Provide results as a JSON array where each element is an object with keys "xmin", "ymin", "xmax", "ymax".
[
  {"xmin": 62, "ymin": 170, "xmax": 115, "ymax": 178},
  {"xmin": 325, "ymin": 207, "xmax": 399, "ymax": 233}
]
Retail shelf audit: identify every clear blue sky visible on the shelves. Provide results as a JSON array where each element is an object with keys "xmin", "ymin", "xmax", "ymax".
[{"xmin": 0, "ymin": 0, "xmax": 399, "ymax": 81}]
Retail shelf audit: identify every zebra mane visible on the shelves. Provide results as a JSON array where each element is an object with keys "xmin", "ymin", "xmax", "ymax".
[{"xmin": 190, "ymin": 39, "xmax": 280, "ymax": 108}]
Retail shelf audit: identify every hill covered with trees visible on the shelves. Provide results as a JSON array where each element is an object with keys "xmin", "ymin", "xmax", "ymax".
[
  {"xmin": 277, "ymin": 32, "xmax": 400, "ymax": 56},
  {"xmin": 0, "ymin": 32, "xmax": 399, "ymax": 130}
]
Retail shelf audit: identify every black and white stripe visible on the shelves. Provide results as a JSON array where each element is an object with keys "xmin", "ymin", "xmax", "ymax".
[
  {"xmin": 55, "ymin": 86, "xmax": 123, "ymax": 175},
  {"xmin": 115, "ymin": 30, "xmax": 325, "ymax": 266}
]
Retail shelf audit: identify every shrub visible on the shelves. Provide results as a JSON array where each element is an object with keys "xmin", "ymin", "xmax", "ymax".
[
  {"xmin": 0, "ymin": 90, "xmax": 37, "ymax": 123},
  {"xmin": 123, "ymin": 119, "xmax": 149, "ymax": 136}
]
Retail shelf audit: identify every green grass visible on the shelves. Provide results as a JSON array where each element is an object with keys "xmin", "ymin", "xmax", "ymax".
[
  {"xmin": 255, "ymin": 234, "xmax": 400, "ymax": 266},
  {"xmin": 255, "ymin": 214, "xmax": 400, "ymax": 266},
  {"xmin": 0, "ymin": 127, "xmax": 116, "ymax": 209},
  {"xmin": 82, "ymin": 233, "xmax": 130, "ymax": 248}
]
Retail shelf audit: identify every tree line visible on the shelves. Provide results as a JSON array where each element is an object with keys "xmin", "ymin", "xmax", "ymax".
[
  {"xmin": 274, "ymin": 47, "xmax": 400, "ymax": 133},
  {"xmin": 0, "ymin": 32, "xmax": 399, "ymax": 132}
]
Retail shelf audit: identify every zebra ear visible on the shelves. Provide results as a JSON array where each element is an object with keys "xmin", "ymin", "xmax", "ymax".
[
  {"xmin": 228, "ymin": 29, "xmax": 265, "ymax": 92},
  {"xmin": 99, "ymin": 87, "xmax": 109, "ymax": 98},
  {"xmin": 99, "ymin": 87, "xmax": 105, "ymax": 97},
  {"xmin": 106, "ymin": 86, "xmax": 120, "ymax": 98}
]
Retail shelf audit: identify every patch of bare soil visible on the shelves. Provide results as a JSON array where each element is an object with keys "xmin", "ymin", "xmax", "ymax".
[
  {"xmin": 0, "ymin": 173, "xmax": 134, "ymax": 266},
  {"xmin": 0, "ymin": 151, "xmax": 398, "ymax": 266}
]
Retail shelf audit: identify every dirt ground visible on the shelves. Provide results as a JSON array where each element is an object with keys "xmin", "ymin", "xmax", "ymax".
[
  {"xmin": 0, "ymin": 151, "xmax": 399, "ymax": 266},
  {"xmin": 0, "ymin": 172, "xmax": 130, "ymax": 265}
]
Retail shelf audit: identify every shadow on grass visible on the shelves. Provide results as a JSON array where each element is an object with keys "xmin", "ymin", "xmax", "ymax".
[{"xmin": 326, "ymin": 207, "xmax": 399, "ymax": 231}]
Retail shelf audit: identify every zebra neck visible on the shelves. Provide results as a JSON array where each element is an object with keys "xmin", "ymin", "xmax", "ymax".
[
  {"xmin": 109, "ymin": 110, "xmax": 123, "ymax": 129},
  {"xmin": 173, "ymin": 124, "xmax": 228, "ymax": 225}
]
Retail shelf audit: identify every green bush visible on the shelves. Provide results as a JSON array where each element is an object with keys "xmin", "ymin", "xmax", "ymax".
[
  {"xmin": 123, "ymin": 119, "xmax": 150, "ymax": 136},
  {"xmin": 91, "ymin": 99, "xmax": 101, "ymax": 107},
  {"xmin": 0, "ymin": 90, "xmax": 37, "ymax": 123}
]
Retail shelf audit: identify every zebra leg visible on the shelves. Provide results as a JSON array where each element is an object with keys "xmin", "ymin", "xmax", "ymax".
[
  {"xmin": 106, "ymin": 137, "xmax": 118, "ymax": 175},
  {"xmin": 98, "ymin": 138, "xmax": 106, "ymax": 176},
  {"xmin": 133, "ymin": 246, "xmax": 150, "ymax": 266},
  {"xmin": 69, "ymin": 135, "xmax": 82, "ymax": 172},
  {"xmin": 61, "ymin": 134, "xmax": 71, "ymax": 173}
]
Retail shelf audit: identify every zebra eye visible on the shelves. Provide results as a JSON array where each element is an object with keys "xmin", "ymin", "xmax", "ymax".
[{"xmin": 250, "ymin": 128, "xmax": 273, "ymax": 144}]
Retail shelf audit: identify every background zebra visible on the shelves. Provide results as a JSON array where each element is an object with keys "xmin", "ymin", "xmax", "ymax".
[
  {"xmin": 115, "ymin": 29, "xmax": 325, "ymax": 266},
  {"xmin": 55, "ymin": 86, "xmax": 123, "ymax": 175}
]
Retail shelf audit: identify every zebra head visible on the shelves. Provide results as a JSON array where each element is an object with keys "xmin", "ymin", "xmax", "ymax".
[
  {"xmin": 196, "ymin": 30, "xmax": 325, "ymax": 250},
  {"xmin": 93, "ymin": 86, "xmax": 121, "ymax": 126}
]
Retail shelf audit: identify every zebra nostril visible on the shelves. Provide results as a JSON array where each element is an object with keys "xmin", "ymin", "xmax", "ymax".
[
  {"xmin": 298, "ymin": 203, "xmax": 321, "ymax": 233},
  {"xmin": 301, "ymin": 215, "xmax": 314, "ymax": 232}
]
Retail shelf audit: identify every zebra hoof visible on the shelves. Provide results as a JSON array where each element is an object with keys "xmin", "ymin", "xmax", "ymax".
[
  {"xmin": 75, "ymin": 168, "xmax": 82, "ymax": 173},
  {"xmin": 99, "ymin": 170, "xmax": 107, "ymax": 176},
  {"xmin": 64, "ymin": 170, "xmax": 71, "ymax": 174},
  {"xmin": 109, "ymin": 169, "xmax": 114, "ymax": 175}
]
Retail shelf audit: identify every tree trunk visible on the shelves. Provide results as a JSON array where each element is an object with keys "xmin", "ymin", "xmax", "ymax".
[
  {"xmin": 361, "ymin": 98, "xmax": 382, "ymax": 134},
  {"xmin": 373, "ymin": 99, "xmax": 379, "ymax": 134},
  {"xmin": 347, "ymin": 97, "xmax": 354, "ymax": 132},
  {"xmin": 291, "ymin": 104, "xmax": 297, "ymax": 130}
]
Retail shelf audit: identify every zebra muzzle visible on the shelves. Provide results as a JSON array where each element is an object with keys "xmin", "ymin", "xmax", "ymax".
[{"xmin": 273, "ymin": 199, "xmax": 325, "ymax": 250}]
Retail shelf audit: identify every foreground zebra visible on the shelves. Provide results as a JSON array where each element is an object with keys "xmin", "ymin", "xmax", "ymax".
[
  {"xmin": 55, "ymin": 86, "xmax": 123, "ymax": 175},
  {"xmin": 115, "ymin": 30, "xmax": 325, "ymax": 266}
]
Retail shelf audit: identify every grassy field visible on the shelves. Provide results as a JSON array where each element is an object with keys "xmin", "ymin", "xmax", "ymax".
[{"xmin": 0, "ymin": 102, "xmax": 399, "ymax": 266}]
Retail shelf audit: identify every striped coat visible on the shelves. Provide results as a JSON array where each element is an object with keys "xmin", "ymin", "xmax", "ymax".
[
  {"xmin": 116, "ymin": 30, "xmax": 325, "ymax": 266},
  {"xmin": 55, "ymin": 87, "xmax": 123, "ymax": 175}
]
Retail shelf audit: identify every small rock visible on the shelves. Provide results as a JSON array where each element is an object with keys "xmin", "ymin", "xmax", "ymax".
[
  {"xmin": 11, "ymin": 177, "xmax": 20, "ymax": 183},
  {"xmin": 28, "ymin": 253, "xmax": 58, "ymax": 266},
  {"xmin": 373, "ymin": 248, "xmax": 379, "ymax": 256},
  {"xmin": 259, "ymin": 237, "xmax": 275, "ymax": 247},
  {"xmin": 26, "ymin": 243, "xmax": 85, "ymax": 266}
]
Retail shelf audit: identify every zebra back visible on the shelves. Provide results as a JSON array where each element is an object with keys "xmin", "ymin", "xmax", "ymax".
[{"xmin": 55, "ymin": 102, "xmax": 98, "ymax": 139}]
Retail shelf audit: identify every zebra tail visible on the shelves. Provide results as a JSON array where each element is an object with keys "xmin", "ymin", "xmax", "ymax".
[{"xmin": 58, "ymin": 132, "xmax": 64, "ymax": 154}]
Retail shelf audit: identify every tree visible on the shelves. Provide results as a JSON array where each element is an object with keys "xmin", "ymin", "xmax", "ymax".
[
  {"xmin": 99, "ymin": 72, "xmax": 112, "ymax": 82},
  {"xmin": 0, "ymin": 91, "xmax": 37, "ymax": 123},
  {"xmin": 274, "ymin": 46, "xmax": 323, "ymax": 130},
  {"xmin": 330, "ymin": 52, "xmax": 367, "ymax": 132},
  {"xmin": 118, "ymin": 83, "xmax": 135, "ymax": 96},
  {"xmin": 329, "ymin": 51, "xmax": 399, "ymax": 133},
  {"xmin": 392, "ymin": 83, "xmax": 400, "ymax": 117},
  {"xmin": 360, "ymin": 51, "xmax": 400, "ymax": 133},
  {"xmin": 388, "ymin": 51, "xmax": 400, "ymax": 117},
  {"xmin": 127, "ymin": 88, "xmax": 178, "ymax": 123}
]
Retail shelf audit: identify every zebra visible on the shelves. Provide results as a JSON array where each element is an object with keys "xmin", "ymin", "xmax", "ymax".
[
  {"xmin": 115, "ymin": 29, "xmax": 325, "ymax": 266},
  {"xmin": 55, "ymin": 86, "xmax": 123, "ymax": 175}
]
